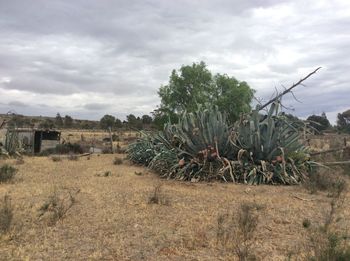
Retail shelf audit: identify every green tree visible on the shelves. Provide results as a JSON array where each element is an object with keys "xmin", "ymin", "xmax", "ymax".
[
  {"xmin": 157, "ymin": 61, "xmax": 254, "ymax": 125},
  {"xmin": 158, "ymin": 61, "xmax": 213, "ymax": 114},
  {"xmin": 141, "ymin": 115, "xmax": 153, "ymax": 125},
  {"xmin": 64, "ymin": 115, "xmax": 74, "ymax": 128},
  {"xmin": 39, "ymin": 119, "xmax": 55, "ymax": 129},
  {"xmin": 126, "ymin": 114, "xmax": 142, "ymax": 129},
  {"xmin": 115, "ymin": 118, "xmax": 123, "ymax": 128},
  {"xmin": 55, "ymin": 113, "xmax": 63, "ymax": 128},
  {"xmin": 213, "ymin": 74, "xmax": 254, "ymax": 123},
  {"xmin": 100, "ymin": 114, "xmax": 116, "ymax": 130},
  {"xmin": 307, "ymin": 113, "xmax": 331, "ymax": 133},
  {"xmin": 337, "ymin": 109, "xmax": 350, "ymax": 133},
  {"xmin": 126, "ymin": 114, "xmax": 137, "ymax": 125},
  {"xmin": 152, "ymin": 108, "xmax": 178, "ymax": 130}
]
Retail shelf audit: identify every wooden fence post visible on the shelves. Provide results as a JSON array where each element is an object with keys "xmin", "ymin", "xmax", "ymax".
[{"xmin": 108, "ymin": 127, "xmax": 114, "ymax": 154}]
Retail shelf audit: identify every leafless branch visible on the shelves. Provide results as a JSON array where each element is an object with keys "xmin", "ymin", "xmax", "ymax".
[{"xmin": 257, "ymin": 67, "xmax": 321, "ymax": 111}]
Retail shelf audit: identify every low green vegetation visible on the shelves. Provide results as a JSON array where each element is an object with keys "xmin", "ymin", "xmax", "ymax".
[
  {"xmin": 127, "ymin": 102, "xmax": 313, "ymax": 185},
  {"xmin": 0, "ymin": 164, "xmax": 17, "ymax": 183},
  {"xmin": 0, "ymin": 195, "xmax": 13, "ymax": 234},
  {"xmin": 40, "ymin": 143, "xmax": 84, "ymax": 155}
]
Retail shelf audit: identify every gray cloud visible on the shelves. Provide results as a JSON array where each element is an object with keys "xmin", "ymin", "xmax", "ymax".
[
  {"xmin": 0, "ymin": 0, "xmax": 349, "ymax": 123},
  {"xmin": 83, "ymin": 103, "xmax": 111, "ymax": 111},
  {"xmin": 7, "ymin": 101, "xmax": 28, "ymax": 107}
]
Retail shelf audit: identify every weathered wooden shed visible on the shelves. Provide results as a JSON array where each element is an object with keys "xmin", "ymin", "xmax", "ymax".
[{"xmin": 10, "ymin": 128, "xmax": 61, "ymax": 154}]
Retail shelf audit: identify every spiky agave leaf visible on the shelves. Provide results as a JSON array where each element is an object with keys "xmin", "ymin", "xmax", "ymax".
[
  {"xmin": 127, "ymin": 103, "xmax": 313, "ymax": 185},
  {"xmin": 144, "ymin": 131, "xmax": 178, "ymax": 176},
  {"xmin": 232, "ymin": 101, "xmax": 310, "ymax": 184},
  {"xmin": 160, "ymin": 105, "xmax": 237, "ymax": 181},
  {"xmin": 126, "ymin": 131, "xmax": 157, "ymax": 166}
]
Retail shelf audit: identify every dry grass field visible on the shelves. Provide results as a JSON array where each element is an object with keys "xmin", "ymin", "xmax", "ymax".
[
  {"xmin": 59, "ymin": 130, "xmax": 139, "ymax": 153},
  {"xmin": 0, "ymin": 152, "xmax": 349, "ymax": 260}
]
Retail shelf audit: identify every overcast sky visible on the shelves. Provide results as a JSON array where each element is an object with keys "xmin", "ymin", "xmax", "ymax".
[{"xmin": 0, "ymin": 0, "xmax": 349, "ymax": 123}]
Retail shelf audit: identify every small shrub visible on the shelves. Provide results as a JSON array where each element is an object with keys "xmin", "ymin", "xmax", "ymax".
[
  {"xmin": 0, "ymin": 164, "xmax": 17, "ymax": 183},
  {"xmin": 104, "ymin": 171, "xmax": 111, "ymax": 177},
  {"xmin": 95, "ymin": 171, "xmax": 112, "ymax": 177},
  {"xmin": 309, "ymin": 232, "xmax": 350, "ymax": 261},
  {"xmin": 38, "ymin": 149, "xmax": 52, "ymax": 156},
  {"xmin": 116, "ymin": 146, "xmax": 126, "ymax": 154},
  {"xmin": 303, "ymin": 218, "xmax": 311, "ymax": 228},
  {"xmin": 305, "ymin": 169, "xmax": 347, "ymax": 196},
  {"xmin": 40, "ymin": 143, "xmax": 84, "ymax": 155},
  {"xmin": 16, "ymin": 158, "xmax": 24, "ymax": 165},
  {"xmin": 0, "ymin": 195, "xmax": 13, "ymax": 233},
  {"xmin": 113, "ymin": 157, "xmax": 123, "ymax": 165},
  {"xmin": 307, "ymin": 176, "xmax": 350, "ymax": 261},
  {"xmin": 148, "ymin": 184, "xmax": 169, "ymax": 205},
  {"xmin": 102, "ymin": 147, "xmax": 112, "ymax": 154},
  {"xmin": 217, "ymin": 202, "xmax": 260, "ymax": 260},
  {"xmin": 68, "ymin": 154, "xmax": 79, "ymax": 161},
  {"xmin": 51, "ymin": 156, "xmax": 62, "ymax": 162},
  {"xmin": 38, "ymin": 190, "xmax": 76, "ymax": 226},
  {"xmin": 328, "ymin": 178, "xmax": 347, "ymax": 198},
  {"xmin": 57, "ymin": 143, "xmax": 83, "ymax": 154},
  {"xmin": 182, "ymin": 225, "xmax": 209, "ymax": 250},
  {"xmin": 112, "ymin": 134, "xmax": 120, "ymax": 142}
]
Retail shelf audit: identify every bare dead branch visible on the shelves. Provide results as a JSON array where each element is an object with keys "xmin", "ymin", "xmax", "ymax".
[{"xmin": 258, "ymin": 67, "xmax": 321, "ymax": 111}]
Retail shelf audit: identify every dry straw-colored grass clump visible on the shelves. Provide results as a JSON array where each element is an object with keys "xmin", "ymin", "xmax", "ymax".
[{"xmin": 0, "ymin": 153, "xmax": 349, "ymax": 260}]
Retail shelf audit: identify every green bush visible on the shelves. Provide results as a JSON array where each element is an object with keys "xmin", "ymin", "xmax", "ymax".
[
  {"xmin": 0, "ymin": 164, "xmax": 17, "ymax": 183},
  {"xmin": 0, "ymin": 195, "xmax": 13, "ymax": 233},
  {"xmin": 112, "ymin": 134, "xmax": 120, "ymax": 141},
  {"xmin": 113, "ymin": 157, "xmax": 123, "ymax": 165},
  {"xmin": 303, "ymin": 218, "xmax": 311, "ymax": 228},
  {"xmin": 305, "ymin": 169, "xmax": 347, "ymax": 196},
  {"xmin": 40, "ymin": 143, "xmax": 84, "ymax": 155}
]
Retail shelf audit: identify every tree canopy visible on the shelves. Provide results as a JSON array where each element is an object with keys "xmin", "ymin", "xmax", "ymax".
[
  {"xmin": 100, "ymin": 114, "xmax": 116, "ymax": 130},
  {"xmin": 64, "ymin": 115, "xmax": 73, "ymax": 128},
  {"xmin": 157, "ymin": 61, "xmax": 254, "ymax": 125},
  {"xmin": 337, "ymin": 109, "xmax": 350, "ymax": 133},
  {"xmin": 307, "ymin": 113, "xmax": 331, "ymax": 133},
  {"xmin": 55, "ymin": 113, "xmax": 63, "ymax": 127},
  {"xmin": 141, "ymin": 114, "xmax": 153, "ymax": 125}
]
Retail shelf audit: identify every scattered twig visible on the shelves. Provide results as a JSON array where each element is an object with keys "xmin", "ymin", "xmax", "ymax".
[
  {"xmin": 310, "ymin": 147, "xmax": 346, "ymax": 156},
  {"xmin": 293, "ymin": 195, "xmax": 317, "ymax": 201},
  {"xmin": 78, "ymin": 153, "xmax": 92, "ymax": 157},
  {"xmin": 323, "ymin": 161, "xmax": 350, "ymax": 166}
]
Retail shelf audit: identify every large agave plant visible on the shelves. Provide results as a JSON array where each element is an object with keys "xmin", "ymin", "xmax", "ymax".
[
  {"xmin": 231, "ymin": 101, "xmax": 310, "ymax": 184},
  {"xmin": 127, "ymin": 103, "xmax": 312, "ymax": 185},
  {"xmin": 126, "ymin": 131, "xmax": 178, "ymax": 172},
  {"xmin": 127, "ymin": 106, "xmax": 236, "ymax": 181},
  {"xmin": 126, "ymin": 132, "xmax": 157, "ymax": 166},
  {"xmin": 161, "ymin": 106, "xmax": 236, "ymax": 181},
  {"xmin": 144, "ymin": 131, "xmax": 178, "ymax": 177},
  {"xmin": 4, "ymin": 129, "xmax": 22, "ymax": 156}
]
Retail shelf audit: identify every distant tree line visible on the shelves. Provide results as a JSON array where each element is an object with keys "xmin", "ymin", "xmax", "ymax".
[
  {"xmin": 5, "ymin": 113, "xmax": 100, "ymax": 130},
  {"xmin": 305, "ymin": 110, "xmax": 350, "ymax": 134},
  {"xmin": 4, "ymin": 61, "xmax": 350, "ymax": 134},
  {"xmin": 4, "ymin": 112, "xmax": 156, "ymax": 131},
  {"xmin": 99, "ymin": 113, "xmax": 153, "ymax": 131}
]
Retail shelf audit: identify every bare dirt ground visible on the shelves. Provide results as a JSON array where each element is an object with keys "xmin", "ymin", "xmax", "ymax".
[{"xmin": 0, "ymin": 153, "xmax": 349, "ymax": 260}]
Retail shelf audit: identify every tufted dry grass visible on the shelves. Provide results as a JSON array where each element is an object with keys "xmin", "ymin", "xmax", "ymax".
[{"xmin": 0, "ymin": 154, "xmax": 349, "ymax": 260}]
